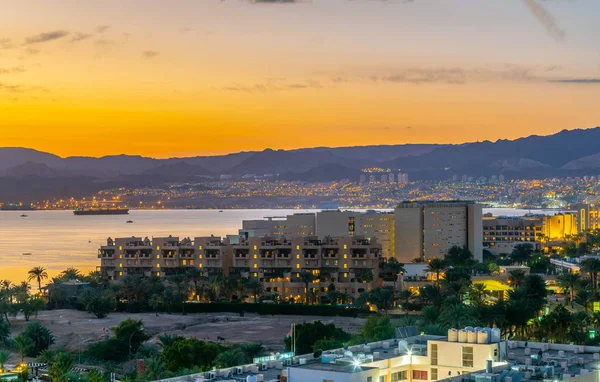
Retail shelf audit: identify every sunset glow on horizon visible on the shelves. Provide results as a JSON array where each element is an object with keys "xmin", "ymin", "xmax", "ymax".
[{"xmin": 1, "ymin": 0, "xmax": 599, "ymax": 158}]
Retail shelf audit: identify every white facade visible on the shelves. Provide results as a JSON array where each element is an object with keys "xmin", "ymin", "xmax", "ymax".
[{"xmin": 394, "ymin": 201, "xmax": 483, "ymax": 263}]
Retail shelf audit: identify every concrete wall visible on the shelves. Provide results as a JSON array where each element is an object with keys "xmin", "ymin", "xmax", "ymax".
[
  {"xmin": 468, "ymin": 204, "xmax": 483, "ymax": 262},
  {"xmin": 288, "ymin": 366, "xmax": 379, "ymax": 382},
  {"xmin": 394, "ymin": 206, "xmax": 423, "ymax": 263}
]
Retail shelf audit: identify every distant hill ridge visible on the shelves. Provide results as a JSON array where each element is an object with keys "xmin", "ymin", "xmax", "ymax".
[{"xmin": 1, "ymin": 127, "xmax": 600, "ymax": 185}]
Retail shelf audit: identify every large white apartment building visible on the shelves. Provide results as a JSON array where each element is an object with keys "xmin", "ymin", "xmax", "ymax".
[
  {"xmin": 394, "ymin": 201, "xmax": 483, "ymax": 263},
  {"xmin": 240, "ymin": 202, "xmax": 483, "ymax": 263}
]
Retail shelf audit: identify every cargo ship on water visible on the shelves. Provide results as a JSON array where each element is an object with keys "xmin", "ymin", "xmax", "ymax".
[{"xmin": 73, "ymin": 208, "xmax": 129, "ymax": 216}]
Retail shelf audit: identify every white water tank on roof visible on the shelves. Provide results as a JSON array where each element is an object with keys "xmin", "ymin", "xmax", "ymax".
[
  {"xmin": 458, "ymin": 329, "xmax": 468, "ymax": 343},
  {"xmin": 477, "ymin": 330, "xmax": 489, "ymax": 344},
  {"xmin": 448, "ymin": 329, "xmax": 458, "ymax": 342},
  {"xmin": 491, "ymin": 328, "xmax": 501, "ymax": 343},
  {"xmin": 468, "ymin": 330, "xmax": 477, "ymax": 344}
]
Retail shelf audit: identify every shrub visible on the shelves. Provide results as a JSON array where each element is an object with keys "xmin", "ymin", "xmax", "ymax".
[{"xmin": 162, "ymin": 338, "xmax": 223, "ymax": 372}]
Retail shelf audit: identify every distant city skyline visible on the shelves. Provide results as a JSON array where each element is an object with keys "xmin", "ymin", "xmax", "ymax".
[{"xmin": 1, "ymin": 0, "xmax": 599, "ymax": 158}]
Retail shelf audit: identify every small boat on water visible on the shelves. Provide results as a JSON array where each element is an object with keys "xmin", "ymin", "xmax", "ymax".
[
  {"xmin": 126, "ymin": 220, "xmax": 134, "ymax": 224},
  {"xmin": 20, "ymin": 214, "xmax": 28, "ymax": 217},
  {"xmin": 22, "ymin": 253, "xmax": 32, "ymax": 256},
  {"xmin": 219, "ymin": 210, "xmax": 224, "ymax": 212}
]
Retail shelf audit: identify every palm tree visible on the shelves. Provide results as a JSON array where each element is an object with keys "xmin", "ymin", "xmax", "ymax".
[
  {"xmin": 13, "ymin": 335, "xmax": 32, "ymax": 363},
  {"xmin": 440, "ymin": 303, "xmax": 473, "ymax": 328},
  {"xmin": 48, "ymin": 350, "xmax": 75, "ymax": 382},
  {"xmin": 425, "ymin": 258, "xmax": 447, "ymax": 284},
  {"xmin": 149, "ymin": 294, "xmax": 163, "ymax": 316},
  {"xmin": 510, "ymin": 244, "xmax": 534, "ymax": 265},
  {"xmin": 59, "ymin": 267, "xmax": 81, "ymax": 281},
  {"xmin": 576, "ymin": 289, "xmax": 593, "ymax": 312},
  {"xmin": 398, "ymin": 290, "xmax": 413, "ymax": 316},
  {"xmin": 185, "ymin": 268, "xmax": 203, "ymax": 301},
  {"xmin": 419, "ymin": 284, "xmax": 443, "ymax": 309},
  {"xmin": 299, "ymin": 271, "xmax": 315, "ymax": 304},
  {"xmin": 0, "ymin": 350, "xmax": 10, "ymax": 373},
  {"xmin": 1, "ymin": 280, "xmax": 13, "ymax": 303},
  {"xmin": 384, "ymin": 258, "xmax": 405, "ymax": 292},
  {"xmin": 508, "ymin": 269, "xmax": 526, "ymax": 289},
  {"xmin": 235, "ymin": 277, "xmax": 248, "ymax": 301},
  {"xmin": 469, "ymin": 283, "xmax": 487, "ymax": 306},
  {"xmin": 28, "ymin": 266, "xmax": 49, "ymax": 293},
  {"xmin": 581, "ymin": 258, "xmax": 600, "ymax": 294},
  {"xmin": 557, "ymin": 273, "xmax": 581, "ymax": 306},
  {"xmin": 168, "ymin": 274, "xmax": 189, "ymax": 315},
  {"xmin": 143, "ymin": 356, "xmax": 167, "ymax": 381},
  {"xmin": 246, "ymin": 278, "xmax": 264, "ymax": 303},
  {"xmin": 86, "ymin": 368, "xmax": 105, "ymax": 382}
]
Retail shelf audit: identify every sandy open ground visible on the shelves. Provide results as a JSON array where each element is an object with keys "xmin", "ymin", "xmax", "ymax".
[{"xmin": 9, "ymin": 310, "xmax": 366, "ymax": 355}]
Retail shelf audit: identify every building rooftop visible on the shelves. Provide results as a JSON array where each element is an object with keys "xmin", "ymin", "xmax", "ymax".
[{"xmin": 292, "ymin": 362, "xmax": 378, "ymax": 373}]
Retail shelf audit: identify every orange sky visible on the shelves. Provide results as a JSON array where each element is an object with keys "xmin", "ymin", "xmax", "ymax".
[{"xmin": 1, "ymin": 0, "xmax": 599, "ymax": 158}]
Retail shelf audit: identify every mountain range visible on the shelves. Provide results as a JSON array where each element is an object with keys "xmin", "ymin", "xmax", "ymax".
[{"xmin": 1, "ymin": 126, "xmax": 600, "ymax": 201}]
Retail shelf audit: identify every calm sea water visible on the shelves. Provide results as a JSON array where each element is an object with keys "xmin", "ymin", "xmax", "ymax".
[{"xmin": 0, "ymin": 207, "xmax": 562, "ymax": 283}]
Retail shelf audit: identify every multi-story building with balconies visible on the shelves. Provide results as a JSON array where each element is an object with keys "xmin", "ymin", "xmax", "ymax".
[{"xmin": 98, "ymin": 234, "xmax": 381, "ymax": 301}]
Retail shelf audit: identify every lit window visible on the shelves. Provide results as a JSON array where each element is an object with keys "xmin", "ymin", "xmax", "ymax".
[
  {"xmin": 199, "ymin": 263, "xmax": 203, "ymax": 268},
  {"xmin": 119, "ymin": 272, "xmax": 123, "ymax": 276},
  {"xmin": 156, "ymin": 255, "xmax": 160, "ymax": 259},
  {"xmin": 156, "ymin": 246, "xmax": 160, "ymax": 250},
  {"xmin": 254, "ymin": 245, "xmax": 257, "ymax": 250},
  {"xmin": 199, "ymin": 245, "xmax": 203, "ymax": 250},
  {"xmin": 156, "ymin": 272, "xmax": 160, "ymax": 277},
  {"xmin": 119, "ymin": 255, "xmax": 123, "ymax": 259},
  {"xmin": 119, "ymin": 246, "xmax": 123, "ymax": 251},
  {"xmin": 254, "ymin": 254, "xmax": 257, "ymax": 259},
  {"xmin": 344, "ymin": 264, "xmax": 347, "ymax": 268},
  {"xmin": 344, "ymin": 244, "xmax": 347, "ymax": 249},
  {"xmin": 296, "ymin": 245, "xmax": 300, "ymax": 250},
  {"xmin": 199, "ymin": 254, "xmax": 203, "ymax": 259},
  {"xmin": 254, "ymin": 264, "xmax": 257, "ymax": 268},
  {"xmin": 182, "ymin": 260, "xmax": 187, "ymax": 265},
  {"xmin": 296, "ymin": 264, "xmax": 300, "ymax": 269},
  {"xmin": 344, "ymin": 273, "xmax": 348, "ymax": 277},
  {"xmin": 296, "ymin": 254, "xmax": 300, "ymax": 259},
  {"xmin": 344, "ymin": 254, "xmax": 347, "ymax": 259},
  {"xmin": 119, "ymin": 263, "xmax": 123, "ymax": 268},
  {"xmin": 156, "ymin": 264, "xmax": 160, "ymax": 268}
]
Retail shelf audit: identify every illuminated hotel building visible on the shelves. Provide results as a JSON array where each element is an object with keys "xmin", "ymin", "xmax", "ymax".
[
  {"xmin": 98, "ymin": 235, "xmax": 381, "ymax": 301},
  {"xmin": 483, "ymin": 213, "xmax": 578, "ymax": 255},
  {"xmin": 572, "ymin": 203, "xmax": 600, "ymax": 232}
]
